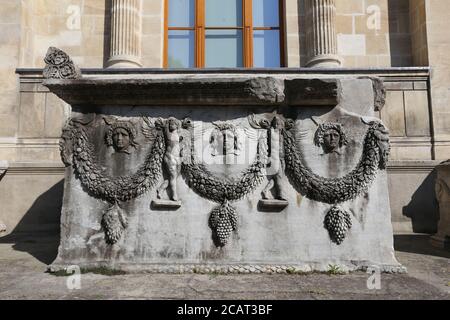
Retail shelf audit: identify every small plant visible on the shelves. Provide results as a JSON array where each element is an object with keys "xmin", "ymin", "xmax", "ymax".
[
  {"xmin": 50, "ymin": 269, "xmax": 73, "ymax": 277},
  {"xmin": 81, "ymin": 266, "xmax": 127, "ymax": 276},
  {"xmin": 49, "ymin": 266, "xmax": 127, "ymax": 276},
  {"xmin": 327, "ymin": 264, "xmax": 343, "ymax": 275}
]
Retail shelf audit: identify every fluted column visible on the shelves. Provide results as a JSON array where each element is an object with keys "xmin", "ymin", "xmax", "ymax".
[
  {"xmin": 305, "ymin": 0, "xmax": 341, "ymax": 68},
  {"xmin": 107, "ymin": 0, "xmax": 142, "ymax": 68}
]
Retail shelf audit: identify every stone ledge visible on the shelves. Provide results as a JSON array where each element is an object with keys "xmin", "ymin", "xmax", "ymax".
[
  {"xmin": 387, "ymin": 160, "xmax": 441, "ymax": 173},
  {"xmin": 5, "ymin": 161, "xmax": 65, "ymax": 175},
  {"xmin": 48, "ymin": 261, "xmax": 407, "ymax": 275},
  {"xmin": 17, "ymin": 66, "xmax": 431, "ymax": 76},
  {"xmin": 42, "ymin": 77, "xmax": 339, "ymax": 107}
]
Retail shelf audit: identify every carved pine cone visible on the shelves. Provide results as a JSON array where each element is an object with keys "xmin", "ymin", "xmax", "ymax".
[
  {"xmin": 324, "ymin": 205, "xmax": 352, "ymax": 245},
  {"xmin": 209, "ymin": 201, "xmax": 237, "ymax": 247}
]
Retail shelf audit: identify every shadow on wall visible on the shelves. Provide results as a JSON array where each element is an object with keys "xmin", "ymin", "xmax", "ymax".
[
  {"xmin": 402, "ymin": 170, "xmax": 439, "ymax": 234},
  {"xmin": 387, "ymin": 0, "xmax": 413, "ymax": 67},
  {"xmin": 0, "ymin": 180, "xmax": 63, "ymax": 265},
  {"xmin": 394, "ymin": 234, "xmax": 450, "ymax": 259},
  {"xmin": 297, "ymin": 0, "xmax": 308, "ymax": 67},
  {"xmin": 103, "ymin": 0, "xmax": 112, "ymax": 68}
]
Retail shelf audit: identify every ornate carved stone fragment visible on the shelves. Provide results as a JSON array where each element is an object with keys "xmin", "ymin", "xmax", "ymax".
[{"xmin": 43, "ymin": 47, "xmax": 81, "ymax": 79}]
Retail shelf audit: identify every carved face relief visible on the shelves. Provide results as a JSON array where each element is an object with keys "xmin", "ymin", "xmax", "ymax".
[
  {"xmin": 323, "ymin": 128, "xmax": 340, "ymax": 152},
  {"xmin": 168, "ymin": 117, "xmax": 180, "ymax": 132},
  {"xmin": 314, "ymin": 122, "xmax": 348, "ymax": 154},
  {"xmin": 105, "ymin": 121, "xmax": 138, "ymax": 154},
  {"xmin": 210, "ymin": 122, "xmax": 241, "ymax": 156},
  {"xmin": 112, "ymin": 128, "xmax": 131, "ymax": 152}
]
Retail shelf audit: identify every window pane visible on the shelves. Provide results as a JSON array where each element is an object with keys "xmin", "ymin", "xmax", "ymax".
[
  {"xmin": 168, "ymin": 0, "xmax": 195, "ymax": 27},
  {"xmin": 206, "ymin": 0, "xmax": 242, "ymax": 27},
  {"xmin": 168, "ymin": 30, "xmax": 195, "ymax": 68},
  {"xmin": 253, "ymin": 30, "xmax": 280, "ymax": 67},
  {"xmin": 253, "ymin": 0, "xmax": 279, "ymax": 27},
  {"xmin": 205, "ymin": 30, "xmax": 243, "ymax": 67}
]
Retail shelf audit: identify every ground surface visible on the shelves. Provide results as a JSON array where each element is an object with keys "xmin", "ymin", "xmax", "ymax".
[{"xmin": 0, "ymin": 233, "xmax": 448, "ymax": 300}]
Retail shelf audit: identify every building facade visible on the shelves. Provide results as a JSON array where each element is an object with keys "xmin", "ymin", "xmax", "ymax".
[{"xmin": 0, "ymin": 0, "xmax": 449, "ymax": 236}]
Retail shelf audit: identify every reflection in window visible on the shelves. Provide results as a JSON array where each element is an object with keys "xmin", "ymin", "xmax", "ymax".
[
  {"xmin": 165, "ymin": 0, "xmax": 283, "ymax": 68},
  {"xmin": 206, "ymin": 30, "xmax": 243, "ymax": 67}
]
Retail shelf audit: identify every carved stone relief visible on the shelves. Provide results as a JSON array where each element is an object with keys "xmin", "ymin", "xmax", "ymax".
[
  {"xmin": 59, "ymin": 109, "xmax": 390, "ymax": 246},
  {"xmin": 313, "ymin": 121, "xmax": 348, "ymax": 155},
  {"xmin": 43, "ymin": 47, "xmax": 81, "ymax": 79},
  {"xmin": 210, "ymin": 122, "xmax": 242, "ymax": 157},
  {"xmin": 104, "ymin": 118, "xmax": 139, "ymax": 154},
  {"xmin": 45, "ymin": 47, "xmax": 400, "ymax": 272},
  {"xmin": 249, "ymin": 113, "xmax": 288, "ymax": 210}
]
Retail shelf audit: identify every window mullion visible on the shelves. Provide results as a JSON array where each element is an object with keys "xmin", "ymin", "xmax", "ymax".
[
  {"xmin": 195, "ymin": 0, "xmax": 205, "ymax": 68},
  {"xmin": 163, "ymin": 0, "xmax": 168, "ymax": 67},
  {"xmin": 243, "ymin": 0, "xmax": 253, "ymax": 68}
]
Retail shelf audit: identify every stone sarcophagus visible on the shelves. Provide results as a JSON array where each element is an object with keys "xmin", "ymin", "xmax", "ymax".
[{"xmin": 45, "ymin": 48, "xmax": 403, "ymax": 273}]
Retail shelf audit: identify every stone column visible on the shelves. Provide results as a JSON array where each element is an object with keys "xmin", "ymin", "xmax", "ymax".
[
  {"xmin": 107, "ymin": 0, "xmax": 142, "ymax": 68},
  {"xmin": 305, "ymin": 0, "xmax": 341, "ymax": 68}
]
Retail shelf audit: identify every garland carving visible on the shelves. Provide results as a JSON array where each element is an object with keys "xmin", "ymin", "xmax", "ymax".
[
  {"xmin": 283, "ymin": 119, "xmax": 390, "ymax": 205},
  {"xmin": 181, "ymin": 139, "xmax": 267, "ymax": 246},
  {"xmin": 61, "ymin": 118, "xmax": 165, "ymax": 244},
  {"xmin": 283, "ymin": 119, "xmax": 390, "ymax": 244}
]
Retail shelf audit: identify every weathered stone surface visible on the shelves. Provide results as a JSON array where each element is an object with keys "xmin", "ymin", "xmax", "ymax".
[
  {"xmin": 431, "ymin": 160, "xmax": 450, "ymax": 250},
  {"xmin": 47, "ymin": 74, "xmax": 401, "ymax": 273},
  {"xmin": 43, "ymin": 77, "xmax": 338, "ymax": 106},
  {"xmin": 284, "ymin": 78, "xmax": 339, "ymax": 105},
  {"xmin": 0, "ymin": 161, "xmax": 7, "ymax": 233}
]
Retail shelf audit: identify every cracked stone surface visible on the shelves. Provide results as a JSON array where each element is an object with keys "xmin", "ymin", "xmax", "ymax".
[{"xmin": 0, "ymin": 233, "xmax": 448, "ymax": 300}]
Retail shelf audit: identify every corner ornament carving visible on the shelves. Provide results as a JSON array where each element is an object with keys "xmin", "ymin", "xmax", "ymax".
[{"xmin": 43, "ymin": 47, "xmax": 81, "ymax": 79}]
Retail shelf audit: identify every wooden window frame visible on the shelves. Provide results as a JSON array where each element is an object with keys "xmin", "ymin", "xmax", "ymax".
[{"xmin": 163, "ymin": 0, "xmax": 285, "ymax": 68}]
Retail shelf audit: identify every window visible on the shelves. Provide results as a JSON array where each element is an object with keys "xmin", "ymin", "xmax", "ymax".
[{"xmin": 164, "ymin": 0, "xmax": 284, "ymax": 68}]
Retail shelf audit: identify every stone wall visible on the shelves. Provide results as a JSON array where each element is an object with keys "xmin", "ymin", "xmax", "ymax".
[
  {"xmin": 286, "ymin": 0, "xmax": 413, "ymax": 67},
  {"xmin": 424, "ymin": 0, "xmax": 450, "ymax": 160},
  {"xmin": 0, "ymin": 1, "xmax": 21, "ymax": 141}
]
